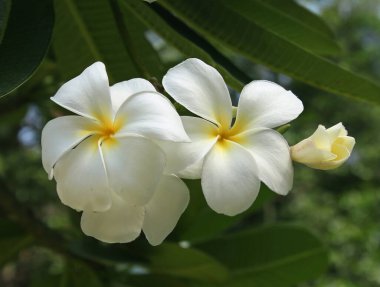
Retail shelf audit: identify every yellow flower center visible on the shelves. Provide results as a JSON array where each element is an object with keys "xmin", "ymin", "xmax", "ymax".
[{"xmin": 95, "ymin": 118, "xmax": 123, "ymax": 146}]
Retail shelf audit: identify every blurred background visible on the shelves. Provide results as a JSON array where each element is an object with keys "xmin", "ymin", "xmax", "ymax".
[{"xmin": 0, "ymin": 0, "xmax": 379, "ymax": 286}]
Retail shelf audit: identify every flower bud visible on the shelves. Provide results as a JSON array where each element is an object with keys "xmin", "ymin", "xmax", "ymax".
[{"xmin": 290, "ymin": 123, "xmax": 355, "ymax": 170}]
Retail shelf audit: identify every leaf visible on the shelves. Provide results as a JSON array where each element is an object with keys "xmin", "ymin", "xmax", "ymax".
[
  {"xmin": 0, "ymin": 219, "xmax": 34, "ymax": 266},
  {"xmin": 159, "ymin": 0, "xmax": 380, "ymax": 104},
  {"xmin": 177, "ymin": 180, "xmax": 275, "ymax": 244},
  {"xmin": 148, "ymin": 242, "xmax": 229, "ymax": 283},
  {"xmin": 195, "ymin": 224, "xmax": 328, "ymax": 287},
  {"xmin": 122, "ymin": 0, "xmax": 245, "ymax": 91},
  {"xmin": 118, "ymin": 1, "xmax": 165, "ymax": 80},
  {"xmin": 60, "ymin": 260, "xmax": 103, "ymax": 287},
  {"xmin": 127, "ymin": 275, "xmax": 190, "ymax": 287},
  {"xmin": 260, "ymin": 0, "xmax": 336, "ymax": 39},
  {"xmin": 52, "ymin": 0, "xmax": 139, "ymax": 82},
  {"xmin": 0, "ymin": 0, "xmax": 11, "ymax": 44},
  {"xmin": 0, "ymin": 0, "xmax": 54, "ymax": 97},
  {"xmin": 224, "ymin": 0, "xmax": 340, "ymax": 55}
]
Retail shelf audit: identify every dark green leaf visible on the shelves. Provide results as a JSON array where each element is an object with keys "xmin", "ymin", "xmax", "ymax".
[
  {"xmin": 223, "ymin": 0, "xmax": 341, "ymax": 55},
  {"xmin": 52, "ymin": 0, "xmax": 139, "ymax": 82},
  {"xmin": 160, "ymin": 0, "xmax": 380, "ymax": 104},
  {"xmin": 127, "ymin": 274, "xmax": 190, "ymax": 287},
  {"xmin": 195, "ymin": 224, "xmax": 328, "ymax": 287},
  {"xmin": 118, "ymin": 1, "xmax": 165, "ymax": 80},
  {"xmin": 149, "ymin": 242, "xmax": 229, "ymax": 283},
  {"xmin": 260, "ymin": 0, "xmax": 336, "ymax": 39},
  {"xmin": 122, "ymin": 0, "xmax": 245, "ymax": 91},
  {"xmin": 178, "ymin": 180, "xmax": 275, "ymax": 243},
  {"xmin": 0, "ymin": 0, "xmax": 54, "ymax": 97}
]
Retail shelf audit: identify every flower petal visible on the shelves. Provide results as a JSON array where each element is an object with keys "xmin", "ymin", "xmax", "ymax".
[
  {"xmin": 201, "ymin": 140, "xmax": 260, "ymax": 216},
  {"xmin": 232, "ymin": 128, "xmax": 293, "ymax": 195},
  {"xmin": 335, "ymin": 136, "xmax": 355, "ymax": 152},
  {"xmin": 51, "ymin": 62, "xmax": 112, "ymax": 122},
  {"xmin": 163, "ymin": 58, "xmax": 232, "ymax": 127},
  {"xmin": 102, "ymin": 136, "xmax": 165, "ymax": 206},
  {"xmin": 110, "ymin": 78, "xmax": 156, "ymax": 113},
  {"xmin": 115, "ymin": 91, "xmax": 189, "ymax": 142},
  {"xmin": 290, "ymin": 138, "xmax": 336, "ymax": 164},
  {"xmin": 41, "ymin": 116, "xmax": 98, "ymax": 179},
  {"xmin": 155, "ymin": 116, "xmax": 218, "ymax": 177},
  {"xmin": 232, "ymin": 81, "xmax": 303, "ymax": 132},
  {"xmin": 81, "ymin": 192, "xmax": 144, "ymax": 243},
  {"xmin": 53, "ymin": 136, "xmax": 111, "ymax": 212},
  {"xmin": 143, "ymin": 175, "xmax": 189, "ymax": 246},
  {"xmin": 326, "ymin": 122, "xmax": 347, "ymax": 139}
]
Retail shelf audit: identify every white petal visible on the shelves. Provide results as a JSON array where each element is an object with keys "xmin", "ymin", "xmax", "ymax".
[
  {"xmin": 155, "ymin": 116, "xmax": 218, "ymax": 176},
  {"xmin": 201, "ymin": 140, "xmax": 260, "ymax": 216},
  {"xmin": 81, "ymin": 192, "xmax": 144, "ymax": 243},
  {"xmin": 115, "ymin": 91, "xmax": 189, "ymax": 142},
  {"xmin": 232, "ymin": 81, "xmax": 303, "ymax": 132},
  {"xmin": 326, "ymin": 122, "xmax": 347, "ymax": 139},
  {"xmin": 309, "ymin": 125, "xmax": 331, "ymax": 149},
  {"xmin": 51, "ymin": 62, "xmax": 112, "ymax": 121},
  {"xmin": 101, "ymin": 136, "xmax": 165, "ymax": 206},
  {"xmin": 232, "ymin": 128, "xmax": 293, "ymax": 195},
  {"xmin": 110, "ymin": 78, "xmax": 156, "ymax": 112},
  {"xmin": 53, "ymin": 136, "xmax": 111, "ymax": 212},
  {"xmin": 41, "ymin": 116, "xmax": 97, "ymax": 178},
  {"xmin": 290, "ymin": 138, "xmax": 336, "ymax": 164},
  {"xmin": 163, "ymin": 58, "xmax": 232, "ymax": 127},
  {"xmin": 143, "ymin": 175, "xmax": 189, "ymax": 246}
]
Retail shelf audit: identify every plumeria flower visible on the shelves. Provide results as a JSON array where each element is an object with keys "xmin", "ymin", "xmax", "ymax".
[
  {"xmin": 81, "ymin": 174, "xmax": 189, "ymax": 245},
  {"xmin": 41, "ymin": 62, "xmax": 189, "ymax": 213},
  {"xmin": 161, "ymin": 58, "xmax": 303, "ymax": 216},
  {"xmin": 291, "ymin": 123, "xmax": 355, "ymax": 170}
]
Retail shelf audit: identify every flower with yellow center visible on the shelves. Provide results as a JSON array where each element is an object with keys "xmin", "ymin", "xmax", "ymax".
[
  {"xmin": 160, "ymin": 58, "xmax": 304, "ymax": 216},
  {"xmin": 290, "ymin": 123, "xmax": 355, "ymax": 170},
  {"xmin": 41, "ymin": 62, "xmax": 190, "ymax": 245}
]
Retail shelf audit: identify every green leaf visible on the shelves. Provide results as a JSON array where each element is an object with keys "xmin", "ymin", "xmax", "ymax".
[
  {"xmin": 60, "ymin": 260, "xmax": 103, "ymax": 287},
  {"xmin": 159, "ymin": 0, "xmax": 380, "ymax": 104},
  {"xmin": 127, "ymin": 275, "xmax": 190, "ymax": 287},
  {"xmin": 178, "ymin": 180, "xmax": 275, "ymax": 243},
  {"xmin": 52, "ymin": 0, "xmax": 139, "ymax": 82},
  {"xmin": 0, "ymin": 219, "xmax": 34, "ymax": 266},
  {"xmin": 122, "ymin": 0, "xmax": 245, "ymax": 91},
  {"xmin": 260, "ymin": 0, "xmax": 336, "ymax": 39},
  {"xmin": 149, "ymin": 242, "xmax": 229, "ymax": 283},
  {"xmin": 0, "ymin": 0, "xmax": 11, "ymax": 44},
  {"xmin": 0, "ymin": 0, "xmax": 54, "ymax": 97},
  {"xmin": 224, "ymin": 0, "xmax": 341, "ymax": 55},
  {"xmin": 118, "ymin": 0, "xmax": 165, "ymax": 80},
  {"xmin": 195, "ymin": 224, "xmax": 328, "ymax": 287}
]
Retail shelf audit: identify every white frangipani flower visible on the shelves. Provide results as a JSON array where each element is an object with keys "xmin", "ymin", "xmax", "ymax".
[
  {"xmin": 161, "ymin": 58, "xmax": 304, "ymax": 216},
  {"xmin": 81, "ymin": 174, "xmax": 189, "ymax": 245},
  {"xmin": 41, "ymin": 62, "xmax": 189, "ymax": 213}
]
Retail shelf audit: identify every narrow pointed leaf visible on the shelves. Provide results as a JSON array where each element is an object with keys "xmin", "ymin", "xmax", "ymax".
[
  {"xmin": 224, "ymin": 0, "xmax": 341, "ymax": 55},
  {"xmin": 195, "ymin": 225, "xmax": 328, "ymax": 287},
  {"xmin": 122, "ymin": 0, "xmax": 244, "ymax": 91},
  {"xmin": 159, "ymin": 0, "xmax": 380, "ymax": 104},
  {"xmin": 149, "ymin": 243, "xmax": 229, "ymax": 283}
]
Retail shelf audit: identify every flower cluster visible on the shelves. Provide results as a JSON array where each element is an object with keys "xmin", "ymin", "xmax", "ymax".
[{"xmin": 41, "ymin": 59, "xmax": 355, "ymax": 245}]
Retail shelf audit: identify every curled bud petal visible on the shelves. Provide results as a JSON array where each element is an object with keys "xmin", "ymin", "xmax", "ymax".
[{"xmin": 290, "ymin": 123, "xmax": 355, "ymax": 170}]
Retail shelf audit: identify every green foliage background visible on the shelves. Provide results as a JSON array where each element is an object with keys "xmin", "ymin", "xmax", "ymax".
[{"xmin": 0, "ymin": 0, "xmax": 379, "ymax": 286}]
